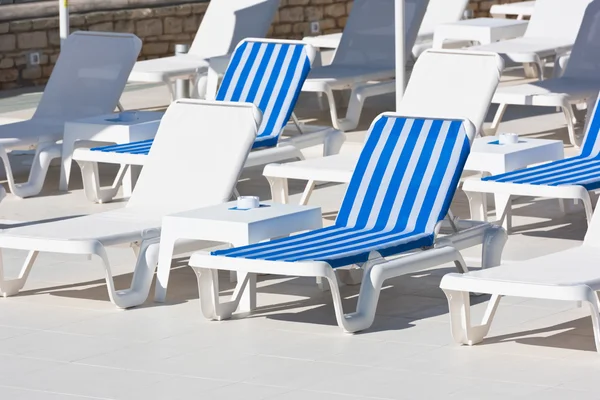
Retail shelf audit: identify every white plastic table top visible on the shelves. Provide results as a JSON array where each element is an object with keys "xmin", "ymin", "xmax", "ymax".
[
  {"xmin": 490, "ymin": 1, "xmax": 536, "ymax": 19},
  {"xmin": 154, "ymin": 201, "xmax": 323, "ymax": 303},
  {"xmin": 262, "ymin": 136, "xmax": 564, "ymax": 203},
  {"xmin": 61, "ymin": 111, "xmax": 163, "ymax": 192},
  {"xmin": 433, "ymin": 18, "xmax": 528, "ymax": 48}
]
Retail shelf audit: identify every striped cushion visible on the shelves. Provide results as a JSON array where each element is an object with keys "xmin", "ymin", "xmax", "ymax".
[
  {"xmin": 213, "ymin": 115, "xmax": 471, "ymax": 267},
  {"xmin": 483, "ymin": 97, "xmax": 600, "ymax": 189},
  {"xmin": 92, "ymin": 39, "xmax": 312, "ymax": 154}
]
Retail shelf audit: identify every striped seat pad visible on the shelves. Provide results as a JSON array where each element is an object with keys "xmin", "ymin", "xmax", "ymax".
[
  {"xmin": 482, "ymin": 98, "xmax": 600, "ymax": 190},
  {"xmin": 91, "ymin": 39, "xmax": 312, "ymax": 155},
  {"xmin": 213, "ymin": 115, "xmax": 471, "ymax": 267}
]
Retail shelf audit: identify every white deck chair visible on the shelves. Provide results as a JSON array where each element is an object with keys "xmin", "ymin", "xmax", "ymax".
[
  {"xmin": 301, "ymin": 0, "xmax": 429, "ymax": 132},
  {"xmin": 73, "ymin": 39, "xmax": 344, "ymax": 204},
  {"xmin": 0, "ymin": 32, "xmax": 141, "ymax": 200},
  {"xmin": 468, "ymin": 0, "xmax": 591, "ymax": 80},
  {"xmin": 463, "ymin": 95, "xmax": 600, "ymax": 234},
  {"xmin": 189, "ymin": 113, "xmax": 508, "ymax": 332},
  {"xmin": 265, "ymin": 49, "xmax": 505, "ymax": 206},
  {"xmin": 488, "ymin": 0, "xmax": 600, "ymax": 147},
  {"xmin": 440, "ymin": 205, "xmax": 600, "ymax": 353},
  {"xmin": 127, "ymin": 0, "xmax": 280, "ymax": 100},
  {"xmin": 0, "ymin": 99, "xmax": 259, "ymax": 308},
  {"xmin": 304, "ymin": 0, "xmax": 468, "ymax": 60}
]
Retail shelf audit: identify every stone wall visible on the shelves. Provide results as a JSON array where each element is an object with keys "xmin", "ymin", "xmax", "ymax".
[{"xmin": 0, "ymin": 0, "xmax": 528, "ymax": 90}]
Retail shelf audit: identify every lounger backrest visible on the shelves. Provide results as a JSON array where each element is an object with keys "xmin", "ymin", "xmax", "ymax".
[
  {"xmin": 189, "ymin": 0, "xmax": 280, "ymax": 57},
  {"xmin": 525, "ymin": 0, "xmax": 591, "ymax": 40},
  {"xmin": 418, "ymin": 0, "xmax": 469, "ymax": 37},
  {"xmin": 127, "ymin": 99, "xmax": 259, "ymax": 212},
  {"xmin": 331, "ymin": 0, "xmax": 429, "ymax": 69},
  {"xmin": 215, "ymin": 39, "xmax": 315, "ymax": 148},
  {"xmin": 32, "ymin": 32, "xmax": 141, "ymax": 122},
  {"xmin": 579, "ymin": 96, "xmax": 600, "ymax": 158},
  {"xmin": 398, "ymin": 49, "xmax": 503, "ymax": 134},
  {"xmin": 335, "ymin": 114, "xmax": 475, "ymax": 234},
  {"xmin": 561, "ymin": 0, "xmax": 600, "ymax": 82}
]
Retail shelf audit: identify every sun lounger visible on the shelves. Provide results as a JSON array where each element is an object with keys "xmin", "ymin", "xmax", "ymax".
[
  {"xmin": 463, "ymin": 94, "xmax": 600, "ymax": 233},
  {"xmin": 73, "ymin": 38, "xmax": 344, "ymax": 204},
  {"xmin": 301, "ymin": 0, "xmax": 429, "ymax": 132},
  {"xmin": 264, "ymin": 49, "xmax": 504, "ymax": 205},
  {"xmin": 0, "ymin": 32, "xmax": 141, "ymax": 199},
  {"xmin": 304, "ymin": 0, "xmax": 468, "ymax": 60},
  {"xmin": 127, "ymin": 0, "xmax": 280, "ymax": 100},
  {"xmin": 490, "ymin": 1, "xmax": 536, "ymax": 20},
  {"xmin": 439, "ymin": 205, "xmax": 600, "ymax": 353},
  {"xmin": 488, "ymin": 0, "xmax": 600, "ymax": 147},
  {"xmin": 468, "ymin": 0, "xmax": 591, "ymax": 80},
  {"xmin": 0, "ymin": 99, "xmax": 260, "ymax": 308},
  {"xmin": 189, "ymin": 113, "xmax": 508, "ymax": 332}
]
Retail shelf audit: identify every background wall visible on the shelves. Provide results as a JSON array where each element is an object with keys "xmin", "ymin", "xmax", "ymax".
[{"xmin": 0, "ymin": 0, "xmax": 527, "ymax": 90}]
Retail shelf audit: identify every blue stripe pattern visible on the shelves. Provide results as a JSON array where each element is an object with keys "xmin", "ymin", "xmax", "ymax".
[
  {"xmin": 482, "ymin": 101, "xmax": 600, "ymax": 190},
  {"xmin": 91, "ymin": 39, "xmax": 312, "ymax": 155},
  {"xmin": 212, "ymin": 115, "xmax": 471, "ymax": 267}
]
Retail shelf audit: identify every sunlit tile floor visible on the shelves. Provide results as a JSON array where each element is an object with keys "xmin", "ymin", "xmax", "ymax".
[{"xmin": 0, "ymin": 71, "xmax": 596, "ymax": 399}]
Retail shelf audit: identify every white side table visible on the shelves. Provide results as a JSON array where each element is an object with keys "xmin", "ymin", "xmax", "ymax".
[
  {"xmin": 60, "ymin": 111, "xmax": 163, "ymax": 195},
  {"xmin": 262, "ymin": 137, "xmax": 564, "ymax": 206},
  {"xmin": 491, "ymin": 1, "xmax": 536, "ymax": 20},
  {"xmin": 154, "ymin": 201, "xmax": 322, "ymax": 310},
  {"xmin": 433, "ymin": 18, "xmax": 528, "ymax": 49}
]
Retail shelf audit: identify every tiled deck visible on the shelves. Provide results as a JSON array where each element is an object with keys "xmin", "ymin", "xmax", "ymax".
[{"xmin": 0, "ymin": 72, "xmax": 597, "ymax": 399}]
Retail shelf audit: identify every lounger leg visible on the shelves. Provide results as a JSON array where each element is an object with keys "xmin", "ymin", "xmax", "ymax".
[
  {"xmin": 489, "ymin": 104, "xmax": 508, "ymax": 136},
  {"xmin": 323, "ymin": 130, "xmax": 346, "ymax": 157},
  {"xmin": 193, "ymin": 267, "xmax": 256, "ymax": 320},
  {"xmin": 333, "ymin": 247, "xmax": 468, "ymax": 333},
  {"xmin": 266, "ymin": 176, "xmax": 289, "ymax": 204},
  {"xmin": 494, "ymin": 193, "xmax": 512, "ymax": 233},
  {"xmin": 0, "ymin": 142, "xmax": 61, "ymax": 199},
  {"xmin": 299, "ymin": 180, "xmax": 316, "ymax": 206},
  {"xmin": 562, "ymin": 101, "xmax": 583, "ymax": 147},
  {"xmin": 0, "ymin": 250, "xmax": 39, "ymax": 297},
  {"xmin": 481, "ymin": 225, "xmax": 507, "ymax": 269},
  {"xmin": 96, "ymin": 238, "xmax": 161, "ymax": 309},
  {"xmin": 78, "ymin": 160, "xmax": 129, "ymax": 203},
  {"xmin": 443, "ymin": 289, "xmax": 502, "ymax": 346},
  {"xmin": 586, "ymin": 290, "xmax": 600, "ymax": 352},
  {"xmin": 465, "ymin": 191, "xmax": 487, "ymax": 222}
]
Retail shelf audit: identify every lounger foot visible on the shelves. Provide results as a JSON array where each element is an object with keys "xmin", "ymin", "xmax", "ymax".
[
  {"xmin": 443, "ymin": 289, "xmax": 501, "ymax": 346},
  {"xmin": 78, "ymin": 160, "xmax": 125, "ymax": 203},
  {"xmin": 0, "ymin": 250, "xmax": 38, "ymax": 297},
  {"xmin": 323, "ymin": 130, "xmax": 346, "ymax": 156}
]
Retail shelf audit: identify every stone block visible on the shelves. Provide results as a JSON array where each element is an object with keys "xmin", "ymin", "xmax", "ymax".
[
  {"xmin": 0, "ymin": 68, "xmax": 18, "ymax": 83},
  {"xmin": 288, "ymin": 0, "xmax": 310, "ymax": 5},
  {"xmin": 22, "ymin": 67, "xmax": 42, "ymax": 80},
  {"xmin": 304, "ymin": 6, "xmax": 324, "ymax": 20},
  {"xmin": 89, "ymin": 22, "xmax": 114, "ymax": 32},
  {"xmin": 274, "ymin": 24, "xmax": 292, "ymax": 35},
  {"xmin": 86, "ymin": 12, "xmax": 114, "ymax": 25},
  {"xmin": 42, "ymin": 65, "xmax": 54, "ymax": 78},
  {"xmin": 191, "ymin": 3, "xmax": 209, "ymax": 13},
  {"xmin": 14, "ymin": 56, "xmax": 27, "ymax": 67},
  {"xmin": 9, "ymin": 20, "xmax": 32, "ymax": 33},
  {"xmin": 17, "ymin": 31, "xmax": 47, "ymax": 50},
  {"xmin": 325, "ymin": 3, "xmax": 347, "ymax": 18},
  {"xmin": 183, "ymin": 16, "xmax": 199, "ymax": 33},
  {"xmin": 32, "ymin": 18, "xmax": 59, "ymax": 30},
  {"xmin": 70, "ymin": 14, "xmax": 87, "ymax": 27},
  {"xmin": 0, "ymin": 23, "xmax": 8, "ymax": 35},
  {"xmin": 0, "ymin": 34, "xmax": 16, "ymax": 52},
  {"xmin": 279, "ymin": 7, "xmax": 305, "ymax": 22},
  {"xmin": 175, "ymin": 4, "xmax": 193, "ymax": 16},
  {"xmin": 0, "ymin": 58, "xmax": 14, "ymax": 69},
  {"xmin": 115, "ymin": 20, "xmax": 135, "ymax": 33},
  {"xmin": 320, "ymin": 18, "xmax": 336, "ymax": 30},
  {"xmin": 142, "ymin": 42, "xmax": 169, "ymax": 56},
  {"xmin": 48, "ymin": 30, "xmax": 60, "ymax": 47},
  {"xmin": 136, "ymin": 19, "xmax": 163, "ymax": 37},
  {"xmin": 164, "ymin": 17, "xmax": 183, "ymax": 34}
]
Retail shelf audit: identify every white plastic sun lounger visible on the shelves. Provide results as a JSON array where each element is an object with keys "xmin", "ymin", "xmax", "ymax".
[
  {"xmin": 467, "ymin": 0, "xmax": 591, "ymax": 80},
  {"xmin": 0, "ymin": 99, "xmax": 259, "ymax": 308},
  {"xmin": 440, "ymin": 207, "xmax": 600, "ymax": 353},
  {"xmin": 490, "ymin": 1, "xmax": 536, "ymax": 20},
  {"xmin": 127, "ymin": 0, "xmax": 280, "ymax": 100},
  {"xmin": 488, "ymin": 0, "xmax": 600, "ymax": 147},
  {"xmin": 73, "ymin": 39, "xmax": 344, "ymax": 204},
  {"xmin": 189, "ymin": 113, "xmax": 507, "ymax": 332},
  {"xmin": 463, "ymin": 95, "xmax": 600, "ymax": 233},
  {"xmin": 264, "ymin": 49, "xmax": 504, "ymax": 205},
  {"xmin": 304, "ymin": 0, "xmax": 469, "ymax": 60},
  {"xmin": 0, "ymin": 32, "xmax": 141, "ymax": 199},
  {"xmin": 301, "ymin": 0, "xmax": 429, "ymax": 132}
]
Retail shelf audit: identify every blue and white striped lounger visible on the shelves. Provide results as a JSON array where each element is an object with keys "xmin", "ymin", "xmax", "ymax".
[
  {"xmin": 463, "ymin": 95, "xmax": 600, "ymax": 231},
  {"xmin": 189, "ymin": 113, "xmax": 507, "ymax": 333},
  {"xmin": 73, "ymin": 38, "xmax": 344, "ymax": 203}
]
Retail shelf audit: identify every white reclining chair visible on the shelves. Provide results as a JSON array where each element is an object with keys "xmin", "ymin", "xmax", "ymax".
[
  {"xmin": 301, "ymin": 0, "xmax": 429, "ymax": 132},
  {"xmin": 468, "ymin": 0, "xmax": 591, "ymax": 80},
  {"xmin": 488, "ymin": 0, "xmax": 600, "ymax": 147},
  {"xmin": 264, "ymin": 49, "xmax": 505, "ymax": 205},
  {"xmin": 127, "ymin": 0, "xmax": 280, "ymax": 100},
  {"xmin": 0, "ymin": 31, "xmax": 141, "ymax": 199},
  {"xmin": 0, "ymin": 99, "xmax": 260, "ymax": 308}
]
